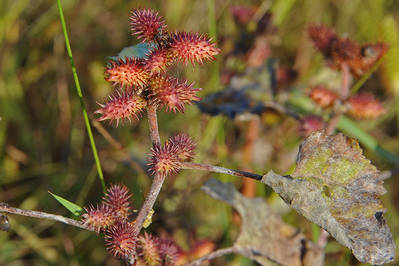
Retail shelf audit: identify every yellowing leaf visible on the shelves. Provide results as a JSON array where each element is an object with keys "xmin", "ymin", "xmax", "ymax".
[
  {"xmin": 262, "ymin": 131, "xmax": 395, "ymax": 265},
  {"xmin": 143, "ymin": 209, "xmax": 154, "ymax": 228}
]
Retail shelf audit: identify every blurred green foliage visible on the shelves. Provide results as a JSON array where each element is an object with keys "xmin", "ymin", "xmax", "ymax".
[{"xmin": 1, "ymin": 0, "xmax": 399, "ymax": 265}]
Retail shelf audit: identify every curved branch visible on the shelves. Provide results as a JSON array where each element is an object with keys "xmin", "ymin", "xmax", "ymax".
[
  {"xmin": 133, "ymin": 106, "xmax": 165, "ymax": 235},
  {"xmin": 181, "ymin": 162, "xmax": 263, "ymax": 180},
  {"xmin": 0, "ymin": 202, "xmax": 93, "ymax": 231}
]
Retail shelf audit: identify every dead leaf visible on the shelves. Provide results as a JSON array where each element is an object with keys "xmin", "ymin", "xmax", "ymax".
[
  {"xmin": 202, "ymin": 178, "xmax": 324, "ymax": 266},
  {"xmin": 262, "ymin": 131, "xmax": 395, "ymax": 265}
]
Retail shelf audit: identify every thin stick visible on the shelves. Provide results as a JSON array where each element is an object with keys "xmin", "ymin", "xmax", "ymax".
[
  {"xmin": 181, "ymin": 162, "xmax": 263, "ymax": 180},
  {"xmin": 317, "ymin": 229, "xmax": 330, "ymax": 248},
  {"xmin": 340, "ymin": 63, "xmax": 351, "ymax": 100},
  {"xmin": 133, "ymin": 106, "xmax": 164, "ymax": 235},
  {"xmin": 147, "ymin": 105, "xmax": 161, "ymax": 146},
  {"xmin": 0, "ymin": 202, "xmax": 93, "ymax": 231},
  {"xmin": 326, "ymin": 63, "xmax": 351, "ymax": 135},
  {"xmin": 92, "ymin": 120, "xmax": 146, "ymax": 176},
  {"xmin": 185, "ymin": 246, "xmax": 236, "ymax": 266},
  {"xmin": 56, "ymin": 0, "xmax": 105, "ymax": 191},
  {"xmin": 326, "ymin": 113, "xmax": 342, "ymax": 135}
]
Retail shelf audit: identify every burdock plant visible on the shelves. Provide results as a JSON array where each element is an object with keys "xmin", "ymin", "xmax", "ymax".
[
  {"xmin": 0, "ymin": 5, "xmax": 395, "ymax": 266},
  {"xmin": 87, "ymin": 8, "xmax": 220, "ymax": 263}
]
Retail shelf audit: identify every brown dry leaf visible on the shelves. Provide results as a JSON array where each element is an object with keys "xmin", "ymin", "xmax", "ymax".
[
  {"xmin": 202, "ymin": 178, "xmax": 324, "ymax": 266},
  {"xmin": 262, "ymin": 131, "xmax": 395, "ymax": 265}
]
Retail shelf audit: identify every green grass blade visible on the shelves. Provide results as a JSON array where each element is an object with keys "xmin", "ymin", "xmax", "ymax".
[
  {"xmin": 56, "ymin": 0, "xmax": 105, "ymax": 191},
  {"xmin": 49, "ymin": 191, "xmax": 83, "ymax": 216},
  {"xmin": 350, "ymin": 55, "xmax": 386, "ymax": 95},
  {"xmin": 337, "ymin": 116, "xmax": 399, "ymax": 165}
]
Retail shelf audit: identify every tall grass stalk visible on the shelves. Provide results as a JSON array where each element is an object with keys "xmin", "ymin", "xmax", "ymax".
[{"xmin": 56, "ymin": 0, "xmax": 105, "ymax": 191}]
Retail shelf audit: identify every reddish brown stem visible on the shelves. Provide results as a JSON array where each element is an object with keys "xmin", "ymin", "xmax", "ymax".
[
  {"xmin": 180, "ymin": 162, "xmax": 263, "ymax": 180},
  {"xmin": 340, "ymin": 63, "xmax": 351, "ymax": 100},
  {"xmin": 317, "ymin": 229, "xmax": 330, "ymax": 248},
  {"xmin": 325, "ymin": 113, "xmax": 342, "ymax": 135},
  {"xmin": 0, "ymin": 202, "xmax": 93, "ymax": 231},
  {"xmin": 147, "ymin": 105, "xmax": 161, "ymax": 146},
  {"xmin": 242, "ymin": 118, "xmax": 260, "ymax": 197},
  {"xmin": 326, "ymin": 63, "xmax": 351, "ymax": 134},
  {"xmin": 133, "ymin": 106, "xmax": 164, "ymax": 235}
]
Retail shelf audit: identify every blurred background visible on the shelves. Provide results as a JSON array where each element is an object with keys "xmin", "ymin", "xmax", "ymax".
[{"xmin": 1, "ymin": 0, "xmax": 399, "ymax": 265}]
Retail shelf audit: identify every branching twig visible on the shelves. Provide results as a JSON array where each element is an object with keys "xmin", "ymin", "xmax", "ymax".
[
  {"xmin": 181, "ymin": 162, "xmax": 263, "ymax": 180},
  {"xmin": 185, "ymin": 246, "xmax": 236, "ymax": 266},
  {"xmin": 0, "ymin": 202, "xmax": 93, "ymax": 231},
  {"xmin": 133, "ymin": 106, "xmax": 165, "ymax": 235}
]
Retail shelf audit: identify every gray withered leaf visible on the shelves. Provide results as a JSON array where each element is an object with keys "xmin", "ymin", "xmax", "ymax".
[
  {"xmin": 202, "ymin": 178, "xmax": 324, "ymax": 266},
  {"xmin": 262, "ymin": 131, "xmax": 395, "ymax": 265}
]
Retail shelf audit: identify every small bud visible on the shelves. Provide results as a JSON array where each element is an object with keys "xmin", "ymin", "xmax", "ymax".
[
  {"xmin": 129, "ymin": 9, "xmax": 167, "ymax": 42},
  {"xmin": 148, "ymin": 142, "xmax": 181, "ymax": 177},
  {"xmin": 349, "ymin": 43, "xmax": 388, "ymax": 77},
  {"xmin": 309, "ymin": 86, "xmax": 339, "ymax": 108},
  {"xmin": 149, "ymin": 75, "xmax": 201, "ymax": 113},
  {"xmin": 231, "ymin": 5, "xmax": 254, "ymax": 25},
  {"xmin": 170, "ymin": 32, "xmax": 220, "ymax": 65},
  {"xmin": 81, "ymin": 204, "xmax": 114, "ymax": 233},
  {"xmin": 139, "ymin": 232, "xmax": 161, "ymax": 266},
  {"xmin": 299, "ymin": 115, "xmax": 326, "ymax": 137},
  {"xmin": 145, "ymin": 48, "xmax": 175, "ymax": 74},
  {"xmin": 168, "ymin": 134, "xmax": 196, "ymax": 162},
  {"xmin": 308, "ymin": 25, "xmax": 338, "ymax": 57},
  {"xmin": 308, "ymin": 24, "xmax": 388, "ymax": 77},
  {"xmin": 102, "ymin": 184, "xmax": 132, "ymax": 220},
  {"xmin": 346, "ymin": 93, "xmax": 386, "ymax": 119},
  {"xmin": 105, "ymin": 58, "xmax": 149, "ymax": 90},
  {"xmin": 95, "ymin": 90, "xmax": 147, "ymax": 126},
  {"xmin": 158, "ymin": 238, "xmax": 179, "ymax": 266},
  {"xmin": 105, "ymin": 222, "xmax": 137, "ymax": 259}
]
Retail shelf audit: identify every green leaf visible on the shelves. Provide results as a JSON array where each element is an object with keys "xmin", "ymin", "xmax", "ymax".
[
  {"xmin": 48, "ymin": 191, "xmax": 83, "ymax": 216},
  {"xmin": 108, "ymin": 43, "xmax": 156, "ymax": 62}
]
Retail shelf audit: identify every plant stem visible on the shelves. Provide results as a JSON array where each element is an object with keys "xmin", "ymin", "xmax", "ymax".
[
  {"xmin": 326, "ymin": 113, "xmax": 342, "ymax": 135},
  {"xmin": 340, "ymin": 63, "xmax": 351, "ymax": 100},
  {"xmin": 185, "ymin": 246, "xmax": 236, "ymax": 266},
  {"xmin": 147, "ymin": 105, "xmax": 161, "ymax": 145},
  {"xmin": 56, "ymin": 0, "xmax": 105, "ymax": 191},
  {"xmin": 317, "ymin": 229, "xmax": 330, "ymax": 248},
  {"xmin": 326, "ymin": 63, "xmax": 351, "ymax": 135},
  {"xmin": 181, "ymin": 162, "xmax": 263, "ymax": 180},
  {"xmin": 0, "ymin": 202, "xmax": 93, "ymax": 231},
  {"xmin": 133, "ymin": 106, "xmax": 164, "ymax": 235}
]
